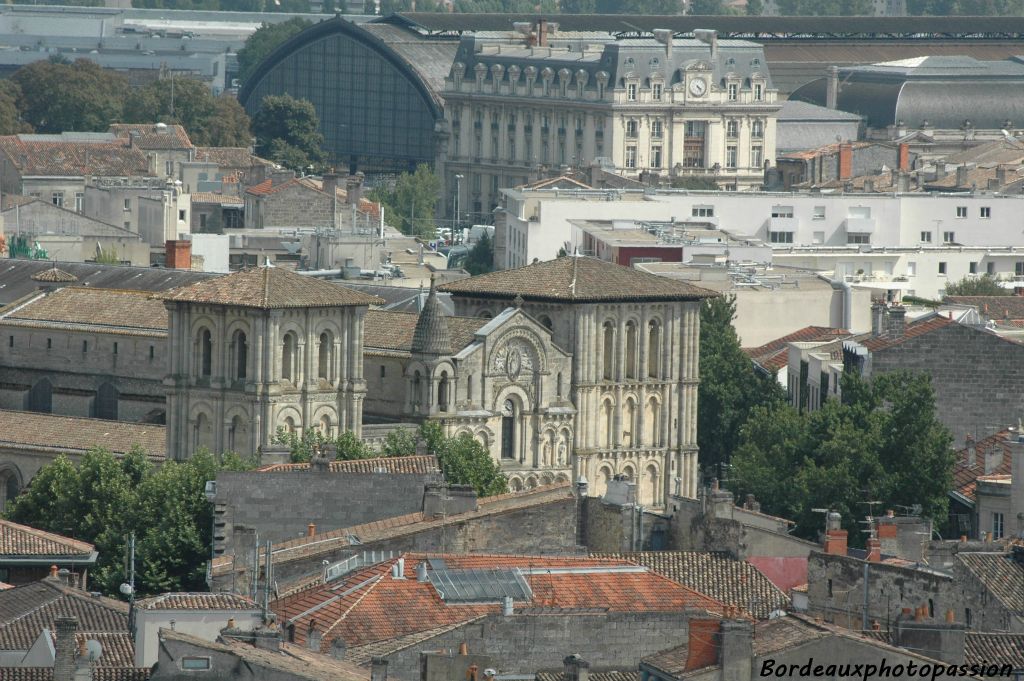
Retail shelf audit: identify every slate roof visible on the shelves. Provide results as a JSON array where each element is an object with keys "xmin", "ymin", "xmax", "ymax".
[
  {"xmin": 0, "ymin": 287, "xmax": 168, "ymax": 336},
  {"xmin": 256, "ymin": 455, "xmax": 438, "ymax": 475},
  {"xmin": 0, "ymin": 579, "xmax": 128, "ymax": 651},
  {"xmin": 0, "ymin": 138, "xmax": 151, "ymax": 177},
  {"xmin": 438, "ymin": 256, "xmax": 717, "ymax": 303},
  {"xmin": 743, "ymin": 326, "xmax": 851, "ymax": 373},
  {"xmin": 190, "ymin": 191, "xmax": 243, "ymax": 206},
  {"xmin": 965, "ymin": 633, "xmax": 1024, "ymax": 669},
  {"xmin": 590, "ymin": 551, "xmax": 788, "ymax": 619},
  {"xmin": 956, "ymin": 552, "xmax": 1024, "ymax": 614},
  {"xmin": 0, "ymin": 410, "xmax": 166, "ymax": 460},
  {"xmin": 272, "ymin": 553, "xmax": 726, "ymax": 652},
  {"xmin": 164, "ymin": 266, "xmax": 384, "ymax": 309},
  {"xmin": 951, "ymin": 429, "xmax": 1013, "ymax": 504},
  {"xmin": 777, "ymin": 99, "xmax": 863, "ymax": 123},
  {"xmin": 109, "ymin": 123, "xmax": 193, "ymax": 150},
  {"xmin": 133, "ymin": 592, "xmax": 259, "ymax": 611},
  {"xmin": 946, "ymin": 296, "xmax": 1024, "ymax": 321},
  {"xmin": 364, "ymin": 309, "xmax": 483, "ymax": 356},
  {"xmin": 0, "ymin": 521, "xmax": 94, "ymax": 559}
]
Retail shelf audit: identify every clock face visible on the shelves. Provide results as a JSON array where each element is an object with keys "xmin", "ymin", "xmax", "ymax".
[{"xmin": 689, "ymin": 78, "xmax": 707, "ymax": 97}]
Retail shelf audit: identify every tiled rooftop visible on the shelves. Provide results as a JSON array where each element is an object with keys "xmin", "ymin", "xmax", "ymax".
[
  {"xmin": 0, "ymin": 287, "xmax": 168, "ymax": 336},
  {"xmin": 0, "ymin": 409, "xmax": 166, "ymax": 460},
  {"xmin": 364, "ymin": 310, "xmax": 483, "ymax": 356},
  {"xmin": 164, "ymin": 266, "xmax": 384, "ymax": 309},
  {"xmin": 0, "ymin": 137, "xmax": 151, "ymax": 177},
  {"xmin": 590, "ymin": 551, "xmax": 789, "ymax": 619},
  {"xmin": 438, "ymin": 256, "xmax": 718, "ymax": 303},
  {"xmin": 133, "ymin": 592, "xmax": 259, "ymax": 611},
  {"xmin": 951, "ymin": 429, "xmax": 1013, "ymax": 503},
  {"xmin": 256, "ymin": 454, "xmax": 438, "ymax": 475},
  {"xmin": 109, "ymin": 123, "xmax": 193, "ymax": 151},
  {"xmin": 743, "ymin": 326, "xmax": 851, "ymax": 373},
  {"xmin": 193, "ymin": 146, "xmax": 267, "ymax": 169},
  {"xmin": 536, "ymin": 673, "xmax": 639, "ymax": 681},
  {"xmin": 0, "ymin": 520, "xmax": 94, "ymax": 558},
  {"xmin": 956, "ymin": 552, "xmax": 1024, "ymax": 613},
  {"xmin": 190, "ymin": 191, "xmax": 243, "ymax": 206},
  {"xmin": 859, "ymin": 313, "xmax": 955, "ymax": 352},
  {"xmin": 965, "ymin": 632, "xmax": 1024, "ymax": 669},
  {"xmin": 0, "ymin": 579, "xmax": 128, "ymax": 651},
  {"xmin": 945, "ymin": 296, "xmax": 1024, "ymax": 321}
]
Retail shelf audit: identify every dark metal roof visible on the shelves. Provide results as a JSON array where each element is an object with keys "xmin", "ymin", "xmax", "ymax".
[{"xmin": 382, "ymin": 13, "xmax": 1024, "ymax": 40}]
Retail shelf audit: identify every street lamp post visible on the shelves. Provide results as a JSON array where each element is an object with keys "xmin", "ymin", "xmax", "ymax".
[{"xmin": 454, "ymin": 173, "xmax": 464, "ymax": 232}]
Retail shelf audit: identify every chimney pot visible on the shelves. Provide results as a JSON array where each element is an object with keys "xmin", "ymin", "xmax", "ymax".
[
  {"xmin": 227, "ymin": 617, "xmax": 235, "ymax": 629},
  {"xmin": 467, "ymin": 664, "xmax": 479, "ymax": 681},
  {"xmin": 370, "ymin": 657, "xmax": 389, "ymax": 681},
  {"xmin": 307, "ymin": 523, "xmax": 316, "ymax": 537},
  {"xmin": 49, "ymin": 565, "xmax": 59, "ymax": 579},
  {"xmin": 945, "ymin": 609, "xmax": 955, "ymax": 623},
  {"xmin": 960, "ymin": 535, "xmax": 967, "ymax": 542},
  {"xmin": 459, "ymin": 642, "xmax": 468, "ymax": 656}
]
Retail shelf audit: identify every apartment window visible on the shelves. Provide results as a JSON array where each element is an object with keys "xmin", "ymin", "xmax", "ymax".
[
  {"xmin": 181, "ymin": 657, "xmax": 211, "ymax": 671},
  {"xmin": 113, "ymin": 342, "xmax": 118, "ymax": 355},
  {"xmin": 771, "ymin": 206, "xmax": 794, "ymax": 218},
  {"xmin": 82, "ymin": 340, "xmax": 88, "ymax": 352},
  {"xmin": 970, "ymin": 261, "xmax": 978, "ymax": 274},
  {"xmin": 728, "ymin": 83, "xmax": 738, "ymax": 101},
  {"xmin": 956, "ymin": 206, "xmax": 967, "ymax": 218},
  {"xmin": 123, "ymin": 198, "xmax": 131, "ymax": 211},
  {"xmin": 651, "ymin": 145, "xmax": 662, "ymax": 169},
  {"xmin": 627, "ymin": 83, "xmax": 637, "ymax": 101},
  {"xmin": 726, "ymin": 145, "xmax": 737, "ymax": 169},
  {"xmin": 51, "ymin": 192, "xmax": 64, "ymax": 207},
  {"xmin": 199, "ymin": 213, "xmax": 207, "ymax": 230},
  {"xmin": 625, "ymin": 145, "xmax": 637, "ymax": 169},
  {"xmin": 165, "ymin": 160, "xmax": 173, "ymax": 176},
  {"xmin": 380, "ymin": 365, "xmax": 386, "ymax": 379},
  {"xmin": 847, "ymin": 233, "xmax": 870, "ymax": 245},
  {"xmin": 47, "ymin": 338, "xmax": 52, "ymax": 349},
  {"xmin": 920, "ymin": 231, "xmax": 932, "ymax": 243},
  {"xmin": 769, "ymin": 231, "xmax": 794, "ymax": 244},
  {"xmin": 813, "ymin": 231, "xmax": 825, "ymax": 244},
  {"xmin": 751, "ymin": 119, "xmax": 764, "ymax": 139},
  {"xmin": 943, "ymin": 231, "xmax": 956, "ymax": 244},
  {"xmin": 938, "ymin": 262, "xmax": 947, "ymax": 275},
  {"xmin": 907, "ymin": 262, "xmax": 916, "ymax": 276},
  {"xmin": 651, "ymin": 120, "xmax": 663, "ymax": 139},
  {"xmin": 178, "ymin": 209, "xmax": 186, "ymax": 221},
  {"xmin": 74, "ymin": 192, "xmax": 83, "ymax": 213},
  {"xmin": 980, "ymin": 206, "xmax": 991, "ymax": 218},
  {"xmin": 987, "ymin": 261, "xmax": 996, "ymax": 275},
  {"xmin": 726, "ymin": 120, "xmax": 739, "ymax": 138},
  {"xmin": 692, "ymin": 206, "xmax": 714, "ymax": 218},
  {"xmin": 813, "ymin": 206, "xmax": 826, "ymax": 220},
  {"xmin": 754, "ymin": 83, "xmax": 763, "ymax": 101},
  {"xmin": 652, "ymin": 83, "xmax": 663, "ymax": 101},
  {"xmin": 992, "ymin": 512, "xmax": 1004, "ymax": 539},
  {"xmin": 124, "ymin": 221, "xmax": 131, "ymax": 231},
  {"xmin": 750, "ymin": 146, "xmax": 763, "ymax": 168},
  {"xmin": 149, "ymin": 345, "xmax": 155, "ymax": 359},
  {"xmin": 626, "ymin": 119, "xmax": 639, "ymax": 138},
  {"xmin": 1016, "ymin": 261, "xmax": 1024, "ymax": 276}
]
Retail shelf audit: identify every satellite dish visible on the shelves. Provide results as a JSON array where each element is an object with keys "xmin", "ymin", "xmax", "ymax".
[{"xmin": 85, "ymin": 639, "xmax": 102, "ymax": 661}]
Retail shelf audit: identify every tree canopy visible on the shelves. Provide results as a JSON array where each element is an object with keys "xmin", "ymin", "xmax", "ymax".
[
  {"xmin": 368, "ymin": 164, "xmax": 442, "ymax": 238},
  {"xmin": 251, "ymin": 94, "xmax": 325, "ymax": 172},
  {"xmin": 6, "ymin": 448, "xmax": 254, "ymax": 597},
  {"xmin": 236, "ymin": 18, "xmax": 312, "ymax": 88},
  {"xmin": 731, "ymin": 370, "xmax": 953, "ymax": 544},
  {"xmin": 464, "ymin": 232, "xmax": 495, "ymax": 275},
  {"xmin": 124, "ymin": 78, "xmax": 252, "ymax": 147},
  {"xmin": 944, "ymin": 274, "xmax": 1009, "ymax": 297},
  {"xmin": 13, "ymin": 59, "xmax": 127, "ymax": 133}
]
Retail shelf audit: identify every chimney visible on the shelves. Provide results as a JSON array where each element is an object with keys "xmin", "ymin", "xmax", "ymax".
[
  {"xmin": 864, "ymin": 179, "xmax": 875, "ymax": 193},
  {"xmin": 997, "ymin": 164, "xmax": 1010, "ymax": 186},
  {"xmin": 824, "ymin": 512, "xmax": 847, "ymax": 556},
  {"xmin": 896, "ymin": 611, "xmax": 965, "ymax": 665},
  {"xmin": 54, "ymin": 616, "xmax": 79, "ymax": 681},
  {"xmin": 563, "ymin": 654, "xmax": 590, "ymax": 681},
  {"xmin": 826, "ymin": 65, "xmax": 839, "ymax": 109},
  {"xmin": 988, "ymin": 178, "xmax": 1001, "ymax": 191},
  {"xmin": 502, "ymin": 596, "xmax": 514, "ymax": 616},
  {"xmin": 887, "ymin": 305, "xmax": 906, "ymax": 339},
  {"xmin": 322, "ymin": 172, "xmax": 339, "ymax": 199},
  {"xmin": 898, "ymin": 143, "xmax": 910, "ymax": 171},
  {"xmin": 165, "ymin": 240, "xmax": 191, "ymax": 270},
  {"xmin": 685, "ymin": 619, "xmax": 720, "ymax": 671},
  {"xmin": 459, "ymin": 642, "xmax": 468, "ymax": 656},
  {"xmin": 838, "ymin": 143, "xmax": 853, "ymax": 180},
  {"xmin": 866, "ymin": 536, "xmax": 881, "ymax": 562},
  {"xmin": 371, "ymin": 657, "xmax": 389, "ymax": 681},
  {"xmin": 307, "ymin": 523, "xmax": 316, "ymax": 537},
  {"xmin": 653, "ymin": 28, "xmax": 673, "ymax": 57},
  {"xmin": 956, "ymin": 164, "xmax": 969, "ymax": 188},
  {"xmin": 416, "ymin": 561, "xmax": 428, "ymax": 582},
  {"xmin": 467, "ymin": 664, "xmax": 479, "ymax": 681},
  {"xmin": 871, "ymin": 302, "xmax": 887, "ymax": 337},
  {"xmin": 896, "ymin": 171, "xmax": 910, "ymax": 193},
  {"xmin": 330, "ymin": 637, "xmax": 347, "ymax": 660},
  {"xmin": 935, "ymin": 161, "xmax": 947, "ymax": 179},
  {"xmin": 694, "ymin": 29, "xmax": 718, "ymax": 63},
  {"xmin": 536, "ymin": 18, "xmax": 548, "ymax": 47},
  {"xmin": 720, "ymin": 620, "xmax": 754, "ymax": 681}
]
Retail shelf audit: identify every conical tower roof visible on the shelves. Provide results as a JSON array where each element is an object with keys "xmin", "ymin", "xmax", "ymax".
[{"xmin": 412, "ymin": 275, "xmax": 452, "ymax": 356}]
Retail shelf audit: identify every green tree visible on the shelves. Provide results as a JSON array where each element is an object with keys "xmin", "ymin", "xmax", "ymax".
[
  {"xmin": 0, "ymin": 81, "xmax": 31, "ymax": 135},
  {"xmin": 124, "ymin": 78, "xmax": 251, "ymax": 147},
  {"xmin": 745, "ymin": 0, "xmax": 764, "ymax": 13},
  {"xmin": 420, "ymin": 422, "xmax": 508, "ymax": 497},
  {"xmin": 273, "ymin": 426, "xmax": 377, "ymax": 462},
  {"xmin": 368, "ymin": 164, "xmax": 442, "ymax": 238},
  {"xmin": 236, "ymin": 18, "xmax": 311, "ymax": 87},
  {"xmin": 944, "ymin": 274, "xmax": 1009, "ymax": 297},
  {"xmin": 12, "ymin": 59, "xmax": 127, "ymax": 133},
  {"xmin": 93, "ymin": 246, "xmax": 122, "ymax": 265},
  {"xmin": 697, "ymin": 295, "xmax": 785, "ymax": 478},
  {"xmin": 251, "ymin": 94, "xmax": 325, "ymax": 172},
  {"xmin": 689, "ymin": 0, "xmax": 727, "ymax": 13},
  {"xmin": 465, "ymin": 232, "xmax": 495, "ymax": 275},
  {"xmin": 381, "ymin": 427, "xmax": 418, "ymax": 457}
]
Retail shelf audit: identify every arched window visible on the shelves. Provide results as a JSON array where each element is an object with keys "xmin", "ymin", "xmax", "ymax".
[
  {"xmin": 318, "ymin": 331, "xmax": 333, "ymax": 380},
  {"xmin": 625, "ymin": 321, "xmax": 638, "ymax": 379},
  {"xmin": 601, "ymin": 397, "xmax": 614, "ymax": 449},
  {"xmin": 233, "ymin": 331, "xmax": 248, "ymax": 381},
  {"xmin": 229, "ymin": 415, "xmax": 247, "ymax": 453},
  {"xmin": 438, "ymin": 371, "xmax": 450, "ymax": 412},
  {"xmin": 595, "ymin": 465, "xmax": 613, "ymax": 498},
  {"xmin": 319, "ymin": 414, "xmax": 331, "ymax": 436},
  {"xmin": 194, "ymin": 412, "xmax": 213, "ymax": 451},
  {"xmin": 0, "ymin": 468, "xmax": 20, "ymax": 510},
  {"xmin": 539, "ymin": 315, "xmax": 553, "ymax": 330},
  {"xmin": 466, "ymin": 374, "xmax": 473, "ymax": 406},
  {"xmin": 603, "ymin": 322, "xmax": 614, "ymax": 380},
  {"xmin": 95, "ymin": 382, "xmax": 118, "ymax": 421},
  {"xmin": 645, "ymin": 397, "xmax": 661, "ymax": 447},
  {"xmin": 644, "ymin": 464, "xmax": 659, "ymax": 506},
  {"xmin": 200, "ymin": 329, "xmax": 212, "ymax": 377},
  {"xmin": 27, "ymin": 378, "xmax": 52, "ymax": 414},
  {"xmin": 501, "ymin": 398, "xmax": 517, "ymax": 459},
  {"xmin": 282, "ymin": 332, "xmax": 296, "ymax": 382},
  {"xmin": 412, "ymin": 371, "xmax": 422, "ymax": 408},
  {"xmin": 556, "ymin": 372, "xmax": 563, "ymax": 397},
  {"xmin": 478, "ymin": 310, "xmax": 493, "ymax": 319},
  {"xmin": 647, "ymin": 321, "xmax": 661, "ymax": 378},
  {"xmin": 283, "ymin": 416, "xmax": 297, "ymax": 433},
  {"xmin": 623, "ymin": 397, "xmax": 637, "ymax": 448}
]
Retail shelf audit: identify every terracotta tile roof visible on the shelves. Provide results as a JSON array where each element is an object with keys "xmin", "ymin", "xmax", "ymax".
[
  {"xmin": 1, "ymin": 288, "xmax": 168, "ymax": 336},
  {"xmin": 0, "ymin": 410, "xmax": 166, "ymax": 460},
  {"xmin": 945, "ymin": 296, "xmax": 1024, "ymax": 321},
  {"xmin": 743, "ymin": 326, "xmax": 851, "ymax": 372},
  {"xmin": 780, "ymin": 141, "xmax": 873, "ymax": 161},
  {"xmin": 951, "ymin": 429, "xmax": 1013, "ymax": 503},
  {"xmin": 133, "ymin": 592, "xmax": 259, "ymax": 611},
  {"xmin": 364, "ymin": 310, "xmax": 483, "ymax": 356},
  {"xmin": 190, "ymin": 191, "xmax": 243, "ymax": 206},
  {"xmin": 256, "ymin": 454, "xmax": 438, "ymax": 475},
  {"xmin": 109, "ymin": 123, "xmax": 193, "ymax": 151},
  {"xmin": 956, "ymin": 552, "xmax": 1024, "ymax": 613},
  {"xmin": 590, "ymin": 551, "xmax": 788, "ymax": 619},
  {"xmin": 0, "ymin": 137, "xmax": 151, "ymax": 177},
  {"xmin": 193, "ymin": 147, "xmax": 268, "ymax": 169},
  {"xmin": 272, "ymin": 552, "xmax": 726, "ymax": 651},
  {"xmin": 0, "ymin": 520, "xmax": 94, "ymax": 559},
  {"xmin": 536, "ymin": 673, "xmax": 639, "ymax": 681},
  {"xmin": 0, "ymin": 579, "xmax": 128, "ymax": 651},
  {"xmin": 859, "ymin": 313, "xmax": 955, "ymax": 352},
  {"xmin": 518, "ymin": 175, "xmax": 594, "ymax": 190},
  {"xmin": 245, "ymin": 178, "xmax": 274, "ymax": 195},
  {"xmin": 438, "ymin": 256, "xmax": 718, "ymax": 303},
  {"xmin": 245, "ymin": 177, "xmax": 312, "ymax": 197},
  {"xmin": 164, "ymin": 266, "xmax": 384, "ymax": 309},
  {"xmin": 965, "ymin": 632, "xmax": 1024, "ymax": 669},
  {"xmin": 30, "ymin": 267, "xmax": 78, "ymax": 283},
  {"xmin": 2, "ymin": 670, "xmax": 150, "ymax": 681},
  {"xmin": 343, "ymin": 618, "xmax": 488, "ymax": 665},
  {"xmin": 45, "ymin": 630, "xmax": 137, "ymax": 669}
]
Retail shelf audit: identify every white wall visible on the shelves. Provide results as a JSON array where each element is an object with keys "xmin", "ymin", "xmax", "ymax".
[
  {"xmin": 134, "ymin": 608, "xmax": 263, "ymax": 667},
  {"xmin": 189, "ymin": 233, "xmax": 230, "ymax": 273}
]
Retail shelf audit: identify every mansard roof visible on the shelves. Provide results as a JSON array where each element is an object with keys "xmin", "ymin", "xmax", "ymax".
[
  {"xmin": 438, "ymin": 256, "xmax": 718, "ymax": 303},
  {"xmin": 163, "ymin": 266, "xmax": 384, "ymax": 309}
]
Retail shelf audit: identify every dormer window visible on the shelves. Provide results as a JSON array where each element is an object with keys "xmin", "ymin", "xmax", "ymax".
[
  {"xmin": 490, "ymin": 64, "xmax": 504, "ymax": 94},
  {"xmin": 474, "ymin": 63, "xmax": 487, "ymax": 93},
  {"xmin": 558, "ymin": 68, "xmax": 571, "ymax": 98},
  {"xmin": 576, "ymin": 69, "xmax": 588, "ymax": 98},
  {"xmin": 508, "ymin": 65, "xmax": 520, "ymax": 95},
  {"xmin": 541, "ymin": 67, "xmax": 554, "ymax": 96},
  {"xmin": 452, "ymin": 62, "xmax": 465, "ymax": 90},
  {"xmin": 753, "ymin": 82, "xmax": 763, "ymax": 101},
  {"xmin": 627, "ymin": 83, "xmax": 637, "ymax": 101},
  {"xmin": 652, "ymin": 82, "xmax": 663, "ymax": 101},
  {"xmin": 727, "ymin": 83, "xmax": 738, "ymax": 101}
]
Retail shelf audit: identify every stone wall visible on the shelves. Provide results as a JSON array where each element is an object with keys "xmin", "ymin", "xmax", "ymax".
[
  {"xmin": 581, "ymin": 495, "xmax": 664, "ymax": 553},
  {"xmin": 380, "ymin": 611, "xmax": 692, "ymax": 681}
]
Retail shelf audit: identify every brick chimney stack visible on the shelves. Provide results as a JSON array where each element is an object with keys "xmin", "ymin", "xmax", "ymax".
[
  {"xmin": 838, "ymin": 142, "xmax": 853, "ymax": 180},
  {"xmin": 823, "ymin": 511, "xmax": 847, "ymax": 556},
  {"xmin": 866, "ymin": 536, "xmax": 881, "ymax": 562},
  {"xmin": 165, "ymin": 240, "xmax": 191, "ymax": 270},
  {"xmin": 53, "ymin": 616, "xmax": 79, "ymax": 681},
  {"xmin": 720, "ymin": 620, "xmax": 754, "ymax": 681}
]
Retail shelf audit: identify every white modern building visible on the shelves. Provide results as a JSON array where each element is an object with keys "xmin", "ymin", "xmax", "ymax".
[{"xmin": 496, "ymin": 187, "xmax": 1024, "ymax": 299}]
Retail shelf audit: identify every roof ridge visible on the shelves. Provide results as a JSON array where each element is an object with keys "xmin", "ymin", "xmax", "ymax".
[{"xmin": 0, "ymin": 519, "xmax": 95, "ymax": 554}]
